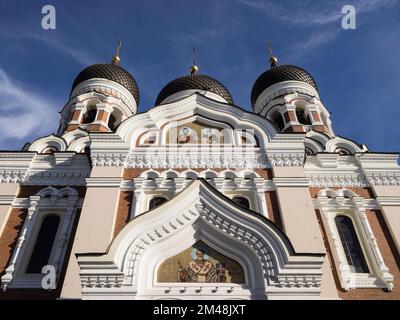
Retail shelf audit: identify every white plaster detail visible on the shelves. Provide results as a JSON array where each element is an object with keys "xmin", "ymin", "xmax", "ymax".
[{"xmin": 77, "ymin": 180, "xmax": 324, "ymax": 299}]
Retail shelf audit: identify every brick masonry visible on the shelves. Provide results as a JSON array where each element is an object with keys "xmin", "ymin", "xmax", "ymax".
[{"xmin": 113, "ymin": 191, "xmax": 133, "ymax": 237}]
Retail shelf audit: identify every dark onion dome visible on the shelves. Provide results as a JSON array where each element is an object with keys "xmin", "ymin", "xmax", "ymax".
[
  {"xmin": 70, "ymin": 63, "xmax": 140, "ymax": 104},
  {"xmin": 155, "ymin": 74, "xmax": 234, "ymax": 105},
  {"xmin": 251, "ymin": 64, "xmax": 318, "ymax": 107}
]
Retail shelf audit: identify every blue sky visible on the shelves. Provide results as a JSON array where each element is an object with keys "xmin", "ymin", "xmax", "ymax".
[{"xmin": 0, "ymin": 0, "xmax": 399, "ymax": 152}]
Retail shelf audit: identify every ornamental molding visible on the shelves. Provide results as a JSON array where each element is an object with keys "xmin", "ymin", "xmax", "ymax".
[
  {"xmin": 306, "ymin": 173, "xmax": 368, "ymax": 187},
  {"xmin": 77, "ymin": 180, "xmax": 324, "ymax": 299},
  {"xmin": 254, "ymin": 81, "xmax": 320, "ymax": 114},
  {"xmin": 91, "ymin": 153, "xmax": 127, "ymax": 167},
  {"xmin": 125, "ymin": 149, "xmax": 270, "ymax": 169},
  {"xmin": 70, "ymin": 78, "xmax": 137, "ymax": 114},
  {"xmin": 116, "ymin": 93, "xmax": 278, "ymax": 146},
  {"xmin": 0, "ymin": 170, "xmax": 27, "ymax": 183},
  {"xmin": 266, "ymin": 152, "xmax": 305, "ymax": 167},
  {"xmin": 315, "ymin": 189, "xmax": 394, "ymax": 291},
  {"xmin": 22, "ymin": 171, "xmax": 89, "ymax": 186},
  {"xmin": 364, "ymin": 172, "xmax": 400, "ymax": 186}
]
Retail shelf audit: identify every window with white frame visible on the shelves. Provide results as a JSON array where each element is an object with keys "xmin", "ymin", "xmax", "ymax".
[
  {"xmin": 0, "ymin": 187, "xmax": 80, "ymax": 291},
  {"xmin": 334, "ymin": 215, "xmax": 369, "ymax": 274},
  {"xmin": 26, "ymin": 214, "xmax": 61, "ymax": 274},
  {"xmin": 316, "ymin": 189, "xmax": 394, "ymax": 291}
]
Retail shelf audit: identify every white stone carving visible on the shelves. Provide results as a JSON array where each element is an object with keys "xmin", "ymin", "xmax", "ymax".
[{"xmin": 77, "ymin": 180, "xmax": 324, "ymax": 300}]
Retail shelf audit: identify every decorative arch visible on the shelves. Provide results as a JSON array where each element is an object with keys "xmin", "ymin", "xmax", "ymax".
[
  {"xmin": 77, "ymin": 180, "xmax": 324, "ymax": 300},
  {"xmin": 28, "ymin": 135, "xmax": 67, "ymax": 154},
  {"xmin": 117, "ymin": 93, "xmax": 277, "ymax": 150}
]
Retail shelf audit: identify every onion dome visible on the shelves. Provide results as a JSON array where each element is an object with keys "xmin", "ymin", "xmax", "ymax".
[
  {"xmin": 71, "ymin": 64, "xmax": 140, "ymax": 103},
  {"xmin": 251, "ymin": 44, "xmax": 318, "ymax": 107},
  {"xmin": 155, "ymin": 54, "xmax": 233, "ymax": 105},
  {"xmin": 70, "ymin": 41, "xmax": 140, "ymax": 104}
]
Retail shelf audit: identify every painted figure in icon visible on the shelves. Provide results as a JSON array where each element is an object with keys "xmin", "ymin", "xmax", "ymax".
[
  {"xmin": 176, "ymin": 246, "xmax": 226, "ymax": 283},
  {"xmin": 178, "ymin": 127, "xmax": 198, "ymax": 144},
  {"xmin": 201, "ymin": 128, "xmax": 219, "ymax": 144}
]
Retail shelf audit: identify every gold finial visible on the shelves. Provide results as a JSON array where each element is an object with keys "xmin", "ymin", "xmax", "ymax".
[
  {"xmin": 190, "ymin": 47, "xmax": 199, "ymax": 75},
  {"xmin": 268, "ymin": 41, "xmax": 278, "ymax": 68},
  {"xmin": 111, "ymin": 39, "xmax": 122, "ymax": 65}
]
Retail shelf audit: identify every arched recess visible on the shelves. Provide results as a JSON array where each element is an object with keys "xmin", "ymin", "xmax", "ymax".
[
  {"xmin": 117, "ymin": 94, "xmax": 276, "ymax": 150},
  {"xmin": 77, "ymin": 180, "xmax": 324, "ymax": 300}
]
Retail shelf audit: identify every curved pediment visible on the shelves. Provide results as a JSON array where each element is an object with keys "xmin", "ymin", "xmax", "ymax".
[
  {"xmin": 116, "ymin": 93, "xmax": 277, "ymax": 149},
  {"xmin": 77, "ymin": 179, "xmax": 324, "ymax": 299}
]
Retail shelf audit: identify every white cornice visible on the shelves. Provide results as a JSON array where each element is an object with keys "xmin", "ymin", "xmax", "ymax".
[
  {"xmin": 273, "ymin": 177, "xmax": 309, "ymax": 187},
  {"xmin": 86, "ymin": 177, "xmax": 123, "ymax": 187},
  {"xmin": 0, "ymin": 152, "xmax": 90, "ymax": 186},
  {"xmin": 376, "ymin": 196, "xmax": 400, "ymax": 206},
  {"xmin": 159, "ymin": 89, "xmax": 229, "ymax": 105}
]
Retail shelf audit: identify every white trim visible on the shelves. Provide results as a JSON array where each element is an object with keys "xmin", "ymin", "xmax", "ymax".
[
  {"xmin": 70, "ymin": 78, "xmax": 137, "ymax": 114},
  {"xmin": 1, "ymin": 187, "xmax": 80, "ymax": 291},
  {"xmin": 315, "ymin": 188, "xmax": 394, "ymax": 291},
  {"xmin": 77, "ymin": 180, "xmax": 324, "ymax": 300}
]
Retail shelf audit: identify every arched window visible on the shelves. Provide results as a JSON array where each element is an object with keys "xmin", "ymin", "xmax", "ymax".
[
  {"xmin": 334, "ymin": 215, "xmax": 369, "ymax": 273},
  {"xmin": 108, "ymin": 113, "xmax": 117, "ymax": 131},
  {"xmin": 82, "ymin": 106, "xmax": 97, "ymax": 124},
  {"xmin": 149, "ymin": 197, "xmax": 168, "ymax": 210},
  {"xmin": 295, "ymin": 105, "xmax": 311, "ymax": 125},
  {"xmin": 26, "ymin": 215, "xmax": 60, "ymax": 274},
  {"xmin": 335, "ymin": 148, "xmax": 350, "ymax": 155},
  {"xmin": 271, "ymin": 111, "xmax": 285, "ymax": 131},
  {"xmin": 232, "ymin": 197, "xmax": 250, "ymax": 209},
  {"xmin": 41, "ymin": 147, "xmax": 57, "ymax": 154},
  {"xmin": 108, "ymin": 109, "xmax": 123, "ymax": 131}
]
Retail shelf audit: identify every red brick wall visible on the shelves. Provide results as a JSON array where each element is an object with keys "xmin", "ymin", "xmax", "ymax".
[
  {"xmin": 264, "ymin": 191, "xmax": 282, "ymax": 229},
  {"xmin": 0, "ymin": 208, "xmax": 27, "ymax": 276},
  {"xmin": 113, "ymin": 191, "xmax": 133, "ymax": 237}
]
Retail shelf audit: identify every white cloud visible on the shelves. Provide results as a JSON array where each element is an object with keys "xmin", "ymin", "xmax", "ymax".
[
  {"xmin": 235, "ymin": 0, "xmax": 398, "ymax": 26},
  {"xmin": 25, "ymin": 33, "xmax": 95, "ymax": 66},
  {"xmin": 0, "ymin": 68, "xmax": 58, "ymax": 147},
  {"xmin": 0, "ymin": 30, "xmax": 95, "ymax": 66}
]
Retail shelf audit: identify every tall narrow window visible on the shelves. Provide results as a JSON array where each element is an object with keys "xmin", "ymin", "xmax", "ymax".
[
  {"xmin": 295, "ymin": 106, "xmax": 311, "ymax": 125},
  {"xmin": 271, "ymin": 111, "xmax": 285, "ymax": 131},
  {"xmin": 232, "ymin": 197, "xmax": 250, "ymax": 209},
  {"xmin": 149, "ymin": 197, "xmax": 167, "ymax": 210},
  {"xmin": 334, "ymin": 215, "xmax": 369, "ymax": 273},
  {"xmin": 82, "ymin": 107, "xmax": 97, "ymax": 124},
  {"xmin": 108, "ymin": 113, "xmax": 117, "ymax": 131},
  {"xmin": 108, "ymin": 109, "xmax": 122, "ymax": 131},
  {"xmin": 26, "ymin": 215, "xmax": 60, "ymax": 274}
]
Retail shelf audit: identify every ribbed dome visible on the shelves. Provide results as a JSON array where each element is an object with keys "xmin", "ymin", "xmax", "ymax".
[
  {"xmin": 251, "ymin": 65, "xmax": 318, "ymax": 107},
  {"xmin": 155, "ymin": 74, "xmax": 234, "ymax": 105},
  {"xmin": 71, "ymin": 64, "xmax": 140, "ymax": 104}
]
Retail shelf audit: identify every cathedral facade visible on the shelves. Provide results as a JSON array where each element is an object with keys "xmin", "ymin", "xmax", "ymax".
[{"xmin": 0, "ymin": 48, "xmax": 399, "ymax": 300}]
